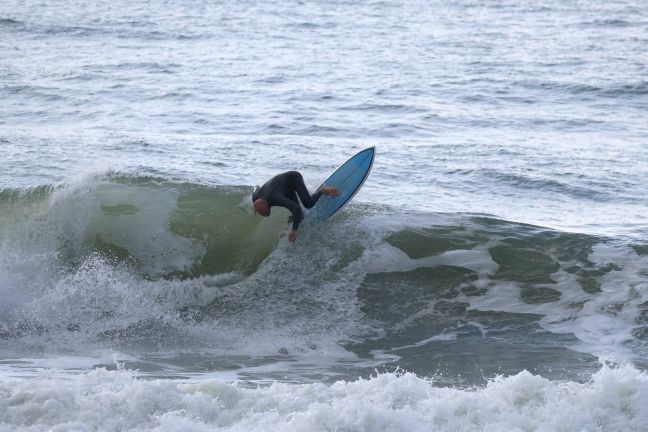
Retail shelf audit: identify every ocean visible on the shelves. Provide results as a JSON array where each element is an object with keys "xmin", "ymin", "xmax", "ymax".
[{"xmin": 1, "ymin": 0, "xmax": 648, "ymax": 430}]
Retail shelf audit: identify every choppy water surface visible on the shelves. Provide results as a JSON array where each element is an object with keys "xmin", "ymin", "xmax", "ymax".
[{"xmin": 1, "ymin": 0, "xmax": 648, "ymax": 430}]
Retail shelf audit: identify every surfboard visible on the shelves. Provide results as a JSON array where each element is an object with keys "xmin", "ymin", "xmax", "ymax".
[{"xmin": 310, "ymin": 147, "xmax": 375, "ymax": 221}]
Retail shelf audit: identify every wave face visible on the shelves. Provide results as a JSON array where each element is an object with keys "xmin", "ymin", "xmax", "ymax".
[{"xmin": 1, "ymin": 175, "xmax": 647, "ymax": 385}]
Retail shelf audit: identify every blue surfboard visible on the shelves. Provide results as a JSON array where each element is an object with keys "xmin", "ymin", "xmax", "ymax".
[{"xmin": 310, "ymin": 147, "xmax": 375, "ymax": 221}]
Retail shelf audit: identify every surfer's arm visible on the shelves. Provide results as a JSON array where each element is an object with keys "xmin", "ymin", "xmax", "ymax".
[{"xmin": 273, "ymin": 196, "xmax": 304, "ymax": 230}]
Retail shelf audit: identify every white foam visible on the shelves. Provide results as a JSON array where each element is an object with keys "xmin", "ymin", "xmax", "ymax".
[
  {"xmin": 544, "ymin": 242, "xmax": 648, "ymax": 361},
  {"xmin": 356, "ymin": 242, "xmax": 498, "ymax": 276},
  {"xmin": 1, "ymin": 364, "xmax": 647, "ymax": 432},
  {"xmin": 390, "ymin": 332, "xmax": 459, "ymax": 352},
  {"xmin": 457, "ymin": 238, "xmax": 648, "ymax": 364}
]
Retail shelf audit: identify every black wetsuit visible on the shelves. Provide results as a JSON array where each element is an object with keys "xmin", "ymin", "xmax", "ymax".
[{"xmin": 252, "ymin": 171, "xmax": 322, "ymax": 230}]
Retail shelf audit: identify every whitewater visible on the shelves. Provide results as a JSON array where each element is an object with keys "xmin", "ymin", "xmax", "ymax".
[{"xmin": 2, "ymin": 0, "xmax": 648, "ymax": 431}]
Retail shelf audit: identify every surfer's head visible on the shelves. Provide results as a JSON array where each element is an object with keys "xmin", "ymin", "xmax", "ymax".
[{"xmin": 253, "ymin": 199, "xmax": 270, "ymax": 217}]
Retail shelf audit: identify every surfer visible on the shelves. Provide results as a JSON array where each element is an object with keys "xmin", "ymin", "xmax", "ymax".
[{"xmin": 252, "ymin": 171, "xmax": 338, "ymax": 242}]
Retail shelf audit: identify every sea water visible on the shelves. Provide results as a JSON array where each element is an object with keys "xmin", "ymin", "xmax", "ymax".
[{"xmin": 1, "ymin": 0, "xmax": 648, "ymax": 430}]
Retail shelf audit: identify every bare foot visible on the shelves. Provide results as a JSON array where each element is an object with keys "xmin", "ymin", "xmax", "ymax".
[{"xmin": 320, "ymin": 186, "xmax": 339, "ymax": 197}]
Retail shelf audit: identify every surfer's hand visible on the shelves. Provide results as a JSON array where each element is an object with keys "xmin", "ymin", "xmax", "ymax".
[
  {"xmin": 288, "ymin": 229, "xmax": 297, "ymax": 243},
  {"xmin": 321, "ymin": 186, "xmax": 339, "ymax": 197}
]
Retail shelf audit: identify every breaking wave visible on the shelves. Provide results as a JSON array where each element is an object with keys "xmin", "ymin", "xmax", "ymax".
[
  {"xmin": 1, "ymin": 364, "xmax": 647, "ymax": 431},
  {"xmin": 1, "ymin": 173, "xmax": 647, "ymax": 384}
]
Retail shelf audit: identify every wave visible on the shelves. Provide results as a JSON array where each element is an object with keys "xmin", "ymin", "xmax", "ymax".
[
  {"xmin": 1, "ymin": 364, "xmax": 647, "ymax": 431},
  {"xmin": 580, "ymin": 18, "xmax": 642, "ymax": 28},
  {"xmin": 0, "ymin": 17, "xmax": 22, "ymax": 26},
  {"xmin": 1, "ymin": 174, "xmax": 647, "ymax": 383},
  {"xmin": 0, "ymin": 175, "xmax": 278, "ymax": 279},
  {"xmin": 473, "ymin": 169, "xmax": 613, "ymax": 201},
  {"xmin": 0, "ymin": 17, "xmax": 208, "ymax": 40},
  {"xmin": 0, "ymin": 84, "xmax": 68, "ymax": 102},
  {"xmin": 514, "ymin": 79, "xmax": 648, "ymax": 99}
]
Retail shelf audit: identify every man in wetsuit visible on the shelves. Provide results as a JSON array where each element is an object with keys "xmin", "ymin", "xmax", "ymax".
[{"xmin": 252, "ymin": 171, "xmax": 338, "ymax": 242}]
